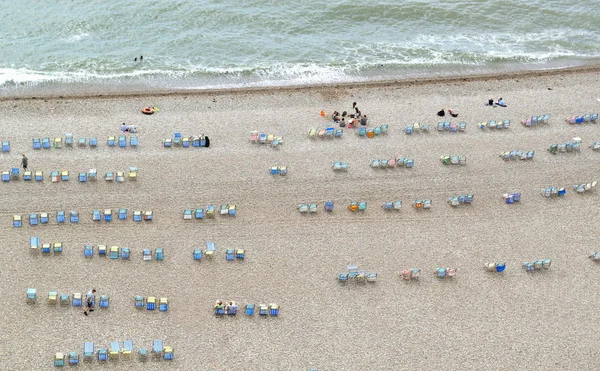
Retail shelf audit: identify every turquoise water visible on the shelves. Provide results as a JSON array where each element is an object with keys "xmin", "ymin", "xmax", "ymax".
[{"xmin": 2, "ymin": 0, "xmax": 600, "ymax": 96}]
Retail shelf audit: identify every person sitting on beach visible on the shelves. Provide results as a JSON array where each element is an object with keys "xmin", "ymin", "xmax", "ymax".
[
  {"xmin": 121, "ymin": 123, "xmax": 128, "ymax": 132},
  {"xmin": 437, "ymin": 108, "xmax": 445, "ymax": 117},
  {"xmin": 360, "ymin": 115, "xmax": 368, "ymax": 126},
  {"xmin": 339, "ymin": 118, "xmax": 346, "ymax": 127},
  {"xmin": 497, "ymin": 98, "xmax": 507, "ymax": 107},
  {"xmin": 488, "ymin": 98, "xmax": 494, "ymax": 106},
  {"xmin": 332, "ymin": 111, "xmax": 340, "ymax": 122},
  {"xmin": 341, "ymin": 111, "xmax": 347, "ymax": 117},
  {"xmin": 448, "ymin": 109, "xmax": 459, "ymax": 118},
  {"xmin": 128, "ymin": 124, "xmax": 137, "ymax": 133}
]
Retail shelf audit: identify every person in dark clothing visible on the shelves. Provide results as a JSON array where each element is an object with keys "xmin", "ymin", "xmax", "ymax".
[
  {"xmin": 21, "ymin": 154, "xmax": 28, "ymax": 170},
  {"xmin": 204, "ymin": 136, "xmax": 210, "ymax": 147},
  {"xmin": 437, "ymin": 109, "xmax": 445, "ymax": 117},
  {"xmin": 488, "ymin": 98, "xmax": 494, "ymax": 106},
  {"xmin": 140, "ymin": 55, "xmax": 143, "ymax": 61},
  {"xmin": 448, "ymin": 109, "xmax": 459, "ymax": 118},
  {"xmin": 360, "ymin": 115, "xmax": 368, "ymax": 126},
  {"xmin": 341, "ymin": 111, "xmax": 347, "ymax": 117},
  {"xmin": 339, "ymin": 118, "xmax": 346, "ymax": 127},
  {"xmin": 352, "ymin": 102, "xmax": 357, "ymax": 109}
]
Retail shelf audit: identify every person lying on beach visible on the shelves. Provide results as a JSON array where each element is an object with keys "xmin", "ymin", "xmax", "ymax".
[
  {"xmin": 437, "ymin": 108, "xmax": 445, "ymax": 117},
  {"xmin": 448, "ymin": 109, "xmax": 459, "ymax": 118},
  {"xmin": 496, "ymin": 98, "xmax": 507, "ymax": 107}
]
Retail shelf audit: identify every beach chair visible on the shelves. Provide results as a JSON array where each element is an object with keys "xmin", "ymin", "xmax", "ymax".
[
  {"xmin": 201, "ymin": 241, "xmax": 215, "ymax": 259},
  {"xmin": 123, "ymin": 341, "xmax": 133, "ymax": 357},
  {"xmin": 104, "ymin": 209, "xmax": 113, "ymax": 222},
  {"xmin": 92, "ymin": 210, "xmax": 101, "ymax": 221},
  {"xmin": 163, "ymin": 346, "xmax": 174, "ymax": 361},
  {"xmin": 152, "ymin": 340, "xmax": 164, "ymax": 359},
  {"xmin": 484, "ymin": 262, "xmax": 506, "ymax": 273},
  {"xmin": 135, "ymin": 295, "xmax": 145, "ymax": 308},
  {"xmin": 107, "ymin": 136, "xmax": 116, "ymax": 147},
  {"xmin": 235, "ymin": 249, "xmax": 245, "ymax": 260},
  {"xmin": 129, "ymin": 135, "xmax": 139, "ymax": 147},
  {"xmin": 250, "ymin": 130, "xmax": 259, "ymax": 142},
  {"xmin": 70, "ymin": 211, "xmax": 79, "ymax": 223},
  {"xmin": 109, "ymin": 246, "xmax": 119, "ymax": 259},
  {"xmin": 41, "ymin": 137, "xmax": 50, "ymax": 149},
  {"xmin": 193, "ymin": 208, "xmax": 204, "ymax": 219},
  {"xmin": 26, "ymin": 288, "xmax": 36, "ymax": 303},
  {"xmin": 54, "ymin": 210, "xmax": 65, "ymax": 223},
  {"xmin": 159, "ymin": 297, "xmax": 169, "ymax": 312},
  {"xmin": 128, "ymin": 166, "xmax": 138, "ymax": 180},
  {"xmin": 78, "ymin": 172, "xmax": 87, "ymax": 182},
  {"xmin": 53, "ymin": 242, "xmax": 63, "ymax": 253},
  {"xmin": 53, "ymin": 137, "xmax": 62, "ymax": 149},
  {"xmin": 23, "ymin": 170, "xmax": 32, "ymax": 180},
  {"xmin": 163, "ymin": 138, "xmax": 172, "ymax": 147},
  {"xmin": 109, "ymin": 342, "xmax": 121, "ymax": 360},
  {"xmin": 83, "ymin": 245, "xmax": 93, "ymax": 257},
  {"xmin": 65, "ymin": 133, "xmax": 73, "ymax": 146},
  {"xmin": 118, "ymin": 135, "xmax": 127, "ymax": 147},
  {"xmin": 59, "ymin": 293, "xmax": 70, "ymax": 306},
  {"xmin": 83, "ymin": 342, "xmax": 94, "ymax": 361},
  {"xmin": 138, "ymin": 348, "xmax": 148, "ymax": 361},
  {"xmin": 324, "ymin": 201, "xmax": 334, "ymax": 212},
  {"xmin": 98, "ymin": 245, "xmax": 107, "ymax": 256},
  {"xmin": 183, "ymin": 209, "xmax": 193, "ymax": 220},
  {"xmin": 59, "ymin": 170, "xmax": 69, "ymax": 181},
  {"xmin": 370, "ymin": 159, "xmax": 381, "ymax": 168},
  {"xmin": 143, "ymin": 249, "xmax": 152, "ymax": 261},
  {"xmin": 133, "ymin": 211, "xmax": 142, "ymax": 222},
  {"xmin": 99, "ymin": 295, "xmax": 109, "ymax": 308},
  {"xmin": 68, "ymin": 352, "xmax": 79, "ymax": 365},
  {"xmin": 228, "ymin": 204, "xmax": 237, "ymax": 216},
  {"xmin": 215, "ymin": 302, "xmax": 225, "ymax": 315},
  {"xmin": 245, "ymin": 303, "xmax": 255, "ymax": 315},
  {"xmin": 308, "ymin": 203, "xmax": 317, "ymax": 213},
  {"xmin": 206, "ymin": 205, "xmax": 215, "ymax": 218},
  {"xmin": 121, "ymin": 247, "xmax": 130, "ymax": 259},
  {"xmin": 225, "ymin": 249, "xmax": 235, "ymax": 261},
  {"xmin": 32, "ymin": 138, "xmax": 41, "ymax": 149},
  {"xmin": 404, "ymin": 125, "xmax": 413, "ymax": 135},
  {"xmin": 143, "ymin": 210, "xmax": 153, "ymax": 221},
  {"xmin": 78, "ymin": 137, "xmax": 86, "ymax": 147},
  {"xmin": 13, "ymin": 215, "xmax": 21, "ymax": 227},
  {"xmin": 338, "ymin": 273, "xmax": 349, "ymax": 282},
  {"xmin": 401, "ymin": 268, "xmax": 421, "ymax": 280},
  {"xmin": 54, "ymin": 352, "xmax": 65, "ymax": 367},
  {"xmin": 48, "ymin": 291, "xmax": 58, "ymax": 304},
  {"xmin": 97, "ymin": 348, "xmax": 108, "ymax": 361},
  {"xmin": 0, "ymin": 141, "xmax": 9, "ymax": 153},
  {"xmin": 334, "ymin": 128, "xmax": 343, "ymax": 138},
  {"xmin": 259, "ymin": 304, "xmax": 268, "ymax": 316},
  {"xmin": 42, "ymin": 243, "xmax": 51, "ymax": 254},
  {"xmin": 357, "ymin": 127, "xmax": 367, "ymax": 136},
  {"xmin": 0, "ymin": 171, "xmax": 9, "ymax": 182},
  {"xmin": 219, "ymin": 204, "xmax": 228, "ymax": 215},
  {"xmin": 105, "ymin": 171, "xmax": 114, "ymax": 181},
  {"xmin": 269, "ymin": 303, "xmax": 280, "ymax": 316},
  {"xmin": 173, "ymin": 132, "xmax": 182, "ymax": 146},
  {"xmin": 155, "ymin": 248, "xmax": 164, "ymax": 261},
  {"xmin": 29, "ymin": 213, "xmax": 38, "ymax": 226},
  {"xmin": 298, "ymin": 203, "xmax": 309, "ymax": 213},
  {"xmin": 10, "ymin": 167, "xmax": 19, "ymax": 180},
  {"xmin": 34, "ymin": 170, "xmax": 43, "ymax": 182},
  {"xmin": 72, "ymin": 293, "xmax": 83, "ymax": 306},
  {"xmin": 116, "ymin": 171, "xmax": 125, "ymax": 182},
  {"xmin": 193, "ymin": 249, "xmax": 203, "ymax": 260},
  {"xmin": 116, "ymin": 208, "xmax": 127, "ymax": 220},
  {"xmin": 87, "ymin": 137, "xmax": 97, "ymax": 147}
]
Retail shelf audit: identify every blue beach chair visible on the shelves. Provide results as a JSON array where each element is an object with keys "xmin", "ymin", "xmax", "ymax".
[
  {"xmin": 182, "ymin": 136, "xmax": 190, "ymax": 147},
  {"xmin": 78, "ymin": 172, "xmax": 87, "ymax": 182},
  {"xmin": 42, "ymin": 137, "xmax": 51, "ymax": 149},
  {"xmin": 61, "ymin": 170, "xmax": 69, "ymax": 181},
  {"xmin": 42, "ymin": 243, "xmax": 51, "ymax": 254},
  {"xmin": 72, "ymin": 293, "xmax": 83, "ymax": 307},
  {"xmin": 13, "ymin": 215, "xmax": 22, "ymax": 227},
  {"xmin": 107, "ymin": 136, "xmax": 116, "ymax": 147},
  {"xmin": 130, "ymin": 135, "xmax": 138, "ymax": 147},
  {"xmin": 2, "ymin": 141, "xmax": 10, "ymax": 152},
  {"xmin": 68, "ymin": 352, "xmax": 79, "ymax": 365},
  {"xmin": 146, "ymin": 297, "xmax": 156, "ymax": 310},
  {"xmin": 183, "ymin": 209, "xmax": 193, "ymax": 220},
  {"xmin": 83, "ymin": 342, "xmax": 94, "ymax": 361},
  {"xmin": 206, "ymin": 241, "xmax": 216, "ymax": 258},
  {"xmin": 84, "ymin": 245, "xmax": 93, "ymax": 257},
  {"xmin": 99, "ymin": 295, "xmax": 110, "ymax": 308},
  {"xmin": 245, "ymin": 303, "xmax": 255, "ymax": 315},
  {"xmin": 34, "ymin": 170, "xmax": 43, "ymax": 181},
  {"xmin": 152, "ymin": 340, "xmax": 163, "ymax": 359},
  {"xmin": 98, "ymin": 245, "xmax": 107, "ymax": 256},
  {"xmin": 65, "ymin": 133, "xmax": 73, "ymax": 146},
  {"xmin": 118, "ymin": 209, "xmax": 127, "ymax": 220},
  {"xmin": 32, "ymin": 138, "xmax": 41, "ymax": 149},
  {"xmin": 155, "ymin": 248, "xmax": 164, "ymax": 261},
  {"xmin": 92, "ymin": 210, "xmax": 101, "ymax": 221},
  {"xmin": 193, "ymin": 249, "xmax": 203, "ymax": 260},
  {"xmin": 97, "ymin": 348, "xmax": 108, "ymax": 361},
  {"xmin": 89, "ymin": 137, "xmax": 97, "ymax": 147},
  {"xmin": 109, "ymin": 342, "xmax": 121, "ymax": 360},
  {"xmin": 11, "ymin": 167, "xmax": 19, "ymax": 179},
  {"xmin": 135, "ymin": 296, "xmax": 145, "ymax": 308},
  {"xmin": 23, "ymin": 170, "xmax": 32, "ymax": 181},
  {"xmin": 159, "ymin": 297, "xmax": 168, "ymax": 312},
  {"xmin": 78, "ymin": 138, "xmax": 86, "ymax": 146},
  {"xmin": 1, "ymin": 171, "xmax": 9, "ymax": 182},
  {"xmin": 30, "ymin": 236, "xmax": 39, "ymax": 249},
  {"xmin": 235, "ymin": 249, "xmax": 245, "ymax": 260},
  {"xmin": 194, "ymin": 208, "xmax": 204, "ymax": 219},
  {"xmin": 56, "ymin": 211, "xmax": 65, "ymax": 223},
  {"xmin": 54, "ymin": 353, "xmax": 65, "ymax": 367},
  {"xmin": 226, "ymin": 249, "xmax": 235, "ymax": 261},
  {"xmin": 109, "ymin": 246, "xmax": 119, "ymax": 259},
  {"xmin": 269, "ymin": 304, "xmax": 279, "ymax": 316},
  {"xmin": 163, "ymin": 346, "xmax": 174, "ymax": 360},
  {"xmin": 104, "ymin": 209, "xmax": 112, "ymax": 222},
  {"xmin": 259, "ymin": 304, "xmax": 268, "ymax": 316},
  {"xmin": 121, "ymin": 247, "xmax": 130, "ymax": 259},
  {"xmin": 118, "ymin": 135, "xmax": 127, "ymax": 147},
  {"xmin": 26, "ymin": 288, "xmax": 36, "ymax": 303},
  {"xmin": 173, "ymin": 132, "xmax": 181, "ymax": 145},
  {"xmin": 40, "ymin": 212, "xmax": 49, "ymax": 224},
  {"xmin": 53, "ymin": 242, "xmax": 63, "ymax": 253},
  {"xmin": 192, "ymin": 136, "xmax": 201, "ymax": 147},
  {"xmin": 29, "ymin": 213, "xmax": 38, "ymax": 226},
  {"xmin": 70, "ymin": 211, "xmax": 79, "ymax": 223}
]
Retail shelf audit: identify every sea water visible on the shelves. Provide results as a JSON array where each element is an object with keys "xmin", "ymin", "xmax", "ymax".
[{"xmin": 2, "ymin": 0, "xmax": 600, "ymax": 97}]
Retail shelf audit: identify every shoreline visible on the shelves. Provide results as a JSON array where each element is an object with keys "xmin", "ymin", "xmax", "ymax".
[{"xmin": 2, "ymin": 63, "xmax": 600, "ymax": 102}]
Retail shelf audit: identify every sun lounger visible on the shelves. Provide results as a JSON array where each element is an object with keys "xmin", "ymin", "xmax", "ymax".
[
  {"xmin": 332, "ymin": 161, "xmax": 349, "ymax": 171},
  {"xmin": 26, "ymin": 288, "xmax": 36, "ymax": 303},
  {"xmin": 122, "ymin": 341, "xmax": 133, "ymax": 357},
  {"xmin": 155, "ymin": 248, "xmax": 164, "ymax": 261},
  {"xmin": 83, "ymin": 245, "xmax": 93, "ymax": 257},
  {"xmin": 159, "ymin": 297, "xmax": 169, "ymax": 312},
  {"xmin": 121, "ymin": 247, "xmax": 130, "ymax": 259},
  {"xmin": 152, "ymin": 340, "xmax": 164, "ymax": 358},
  {"xmin": 484, "ymin": 262, "xmax": 506, "ymax": 272},
  {"xmin": 23, "ymin": 170, "xmax": 32, "ymax": 180},
  {"xmin": 13, "ymin": 215, "xmax": 21, "ymax": 227},
  {"xmin": 324, "ymin": 201, "xmax": 334, "ymax": 212},
  {"xmin": 401, "ymin": 268, "xmax": 421, "ymax": 280},
  {"xmin": 259, "ymin": 304, "xmax": 269, "ymax": 316},
  {"xmin": 97, "ymin": 348, "xmax": 108, "ymax": 361},
  {"xmin": 72, "ymin": 293, "xmax": 83, "ymax": 306},
  {"xmin": 68, "ymin": 352, "xmax": 79, "ymax": 365},
  {"xmin": 83, "ymin": 342, "xmax": 94, "ymax": 361},
  {"xmin": 29, "ymin": 213, "xmax": 38, "ymax": 226},
  {"xmin": 143, "ymin": 210, "xmax": 153, "ymax": 221},
  {"xmin": 206, "ymin": 241, "xmax": 216, "ymax": 257},
  {"xmin": 54, "ymin": 352, "xmax": 65, "ymax": 367},
  {"xmin": 143, "ymin": 249, "xmax": 152, "ymax": 261},
  {"xmin": 98, "ymin": 245, "xmax": 107, "ymax": 256},
  {"xmin": 107, "ymin": 136, "xmax": 116, "ymax": 147}
]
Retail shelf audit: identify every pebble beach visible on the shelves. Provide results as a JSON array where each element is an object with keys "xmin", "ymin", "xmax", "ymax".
[{"xmin": 1, "ymin": 69, "xmax": 600, "ymax": 370}]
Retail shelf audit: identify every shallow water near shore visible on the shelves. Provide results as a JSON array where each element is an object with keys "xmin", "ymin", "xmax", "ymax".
[{"xmin": 2, "ymin": 0, "xmax": 600, "ymax": 97}]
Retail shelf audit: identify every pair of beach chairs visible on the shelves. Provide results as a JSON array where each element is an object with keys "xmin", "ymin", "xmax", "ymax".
[
  {"xmin": 225, "ymin": 248, "xmax": 245, "ymax": 261},
  {"xmin": 0, "ymin": 168, "xmax": 21, "ymax": 182},
  {"xmin": 54, "ymin": 352, "xmax": 83, "ymax": 366},
  {"xmin": 142, "ymin": 248, "xmax": 164, "ymax": 261},
  {"xmin": 18, "ymin": 212, "xmax": 56, "ymax": 227},
  {"xmin": 348, "ymin": 201, "xmax": 367, "ymax": 212},
  {"xmin": 131, "ymin": 210, "xmax": 153, "ymax": 222},
  {"xmin": 478, "ymin": 120, "xmax": 510, "ymax": 130},
  {"xmin": 521, "ymin": 114, "xmax": 550, "ymax": 126},
  {"xmin": 298, "ymin": 203, "xmax": 318, "ymax": 213},
  {"xmin": 135, "ymin": 296, "xmax": 169, "ymax": 311},
  {"xmin": 503, "ymin": 192, "xmax": 521, "ymax": 204},
  {"xmin": 413, "ymin": 199, "xmax": 432, "ymax": 209},
  {"xmin": 400, "ymin": 268, "xmax": 422, "ymax": 280},
  {"xmin": 308, "ymin": 127, "xmax": 343, "ymax": 139},
  {"xmin": 357, "ymin": 124, "xmax": 388, "ymax": 138},
  {"xmin": 541, "ymin": 187, "xmax": 566, "ymax": 197},
  {"xmin": 332, "ymin": 162, "xmax": 349, "ymax": 171},
  {"xmin": 573, "ymin": 181, "xmax": 597, "ymax": 193},
  {"xmin": 21, "ymin": 170, "xmax": 45, "ymax": 181},
  {"xmin": 523, "ymin": 259, "xmax": 552, "ymax": 272},
  {"xmin": 440, "ymin": 155, "xmax": 466, "ymax": 165},
  {"xmin": 270, "ymin": 166, "xmax": 288, "ymax": 175},
  {"xmin": 589, "ymin": 252, "xmax": 600, "ymax": 261},
  {"xmin": 484, "ymin": 262, "xmax": 506, "ymax": 273},
  {"xmin": 499, "ymin": 150, "xmax": 535, "ymax": 161},
  {"xmin": 250, "ymin": 131, "xmax": 283, "ymax": 147},
  {"xmin": 548, "ymin": 138, "xmax": 582, "ymax": 154},
  {"xmin": 565, "ymin": 113, "xmax": 598, "ymax": 124},
  {"xmin": 591, "ymin": 140, "xmax": 600, "ymax": 150},
  {"xmin": 214, "ymin": 300, "xmax": 240, "ymax": 315},
  {"xmin": 435, "ymin": 267, "xmax": 458, "ymax": 278},
  {"xmin": 448, "ymin": 194, "xmax": 474, "ymax": 206},
  {"xmin": 435, "ymin": 121, "xmax": 466, "ymax": 133},
  {"xmin": 404, "ymin": 123, "xmax": 430, "ymax": 135},
  {"xmin": 382, "ymin": 201, "xmax": 402, "ymax": 211}
]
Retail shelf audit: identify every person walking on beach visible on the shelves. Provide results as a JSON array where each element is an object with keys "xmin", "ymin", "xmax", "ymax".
[
  {"xmin": 83, "ymin": 289, "xmax": 96, "ymax": 316},
  {"xmin": 21, "ymin": 154, "xmax": 28, "ymax": 170}
]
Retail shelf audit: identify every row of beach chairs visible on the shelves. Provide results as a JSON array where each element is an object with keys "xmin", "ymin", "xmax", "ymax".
[
  {"xmin": 370, "ymin": 157, "xmax": 414, "ymax": 168},
  {"xmin": 382, "ymin": 199, "xmax": 433, "ymax": 210},
  {"xmin": 250, "ymin": 131, "xmax": 283, "ymax": 147},
  {"xmin": 33, "ymin": 135, "xmax": 139, "ymax": 149},
  {"xmin": 55, "ymin": 340, "xmax": 173, "ymax": 365},
  {"xmin": 499, "ymin": 150, "xmax": 534, "ymax": 161},
  {"xmin": 27, "ymin": 289, "xmax": 109, "ymax": 308},
  {"xmin": 478, "ymin": 120, "xmax": 510, "ymax": 130},
  {"xmin": 448, "ymin": 194, "xmax": 474, "ymax": 206},
  {"xmin": 82, "ymin": 245, "xmax": 164, "ymax": 260},
  {"xmin": 214, "ymin": 301, "xmax": 280, "ymax": 316},
  {"xmin": 15, "ymin": 209, "xmax": 152, "ymax": 226},
  {"xmin": 565, "ymin": 113, "xmax": 598, "ymax": 124},
  {"xmin": 163, "ymin": 133, "xmax": 208, "ymax": 147},
  {"xmin": 338, "ymin": 265, "xmax": 377, "ymax": 283},
  {"xmin": 182, "ymin": 204, "xmax": 237, "ymax": 219},
  {"xmin": 298, "ymin": 201, "xmax": 367, "ymax": 213},
  {"xmin": 135, "ymin": 296, "xmax": 169, "ymax": 311},
  {"xmin": 573, "ymin": 181, "xmax": 597, "ymax": 193},
  {"xmin": 548, "ymin": 138, "xmax": 581, "ymax": 154},
  {"xmin": 521, "ymin": 114, "xmax": 550, "ymax": 126},
  {"xmin": 193, "ymin": 244, "xmax": 245, "ymax": 261},
  {"xmin": 308, "ymin": 127, "xmax": 343, "ymax": 139},
  {"xmin": 1, "ymin": 167, "xmax": 138, "ymax": 183},
  {"xmin": 29, "ymin": 237, "xmax": 62, "ymax": 253},
  {"xmin": 357, "ymin": 124, "xmax": 388, "ymax": 138},
  {"xmin": 440, "ymin": 155, "xmax": 466, "ymax": 165}
]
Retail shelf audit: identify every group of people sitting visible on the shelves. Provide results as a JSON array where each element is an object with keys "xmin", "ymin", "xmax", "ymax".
[
  {"xmin": 488, "ymin": 97, "xmax": 507, "ymax": 107},
  {"xmin": 120, "ymin": 122, "xmax": 138, "ymax": 133},
  {"xmin": 332, "ymin": 102, "xmax": 368, "ymax": 128},
  {"xmin": 437, "ymin": 108, "xmax": 459, "ymax": 118}
]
